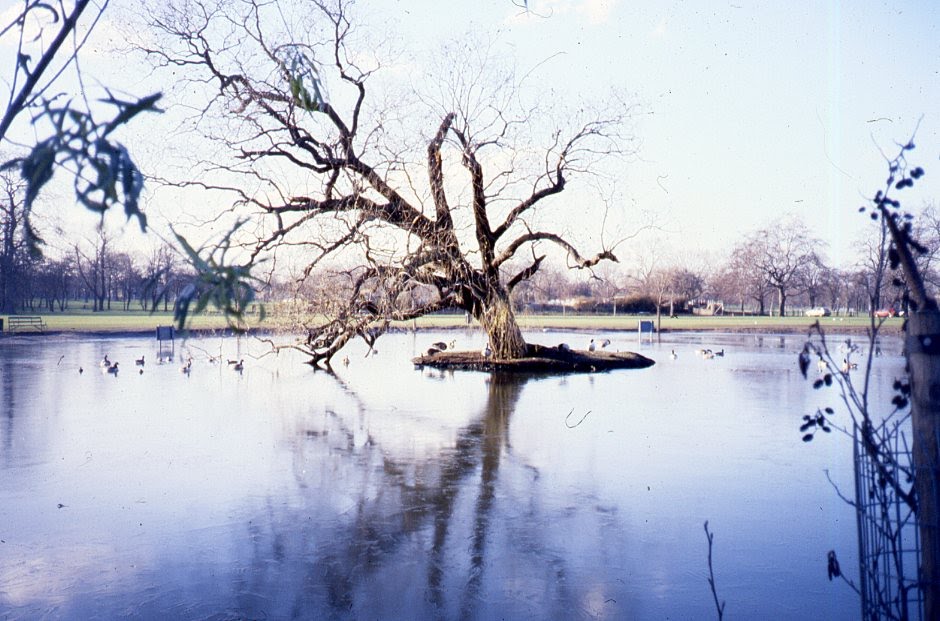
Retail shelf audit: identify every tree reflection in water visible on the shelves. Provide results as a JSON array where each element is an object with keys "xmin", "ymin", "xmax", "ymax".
[{"xmin": 243, "ymin": 372, "xmax": 575, "ymax": 619}]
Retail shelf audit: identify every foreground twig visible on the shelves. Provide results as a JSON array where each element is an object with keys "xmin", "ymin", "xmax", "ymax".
[{"xmin": 704, "ymin": 520, "xmax": 726, "ymax": 620}]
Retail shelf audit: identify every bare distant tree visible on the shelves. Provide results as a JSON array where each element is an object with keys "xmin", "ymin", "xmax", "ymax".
[
  {"xmin": 725, "ymin": 240, "xmax": 770, "ymax": 315},
  {"xmin": 913, "ymin": 201, "xmax": 940, "ymax": 299},
  {"xmin": 74, "ymin": 230, "xmax": 114, "ymax": 311},
  {"xmin": 0, "ymin": 170, "xmax": 29, "ymax": 312},
  {"xmin": 668, "ymin": 267, "xmax": 705, "ymax": 308},
  {"xmin": 746, "ymin": 215, "xmax": 822, "ymax": 317},
  {"xmin": 142, "ymin": 0, "xmax": 639, "ymax": 363},
  {"xmin": 854, "ymin": 219, "xmax": 895, "ymax": 315},
  {"xmin": 140, "ymin": 243, "xmax": 180, "ymax": 311}
]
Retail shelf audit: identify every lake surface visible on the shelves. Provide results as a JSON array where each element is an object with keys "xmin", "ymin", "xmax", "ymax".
[{"xmin": 0, "ymin": 329, "xmax": 903, "ymax": 619}]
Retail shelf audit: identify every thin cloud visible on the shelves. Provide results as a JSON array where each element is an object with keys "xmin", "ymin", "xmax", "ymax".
[{"xmin": 507, "ymin": 0, "xmax": 618, "ymax": 26}]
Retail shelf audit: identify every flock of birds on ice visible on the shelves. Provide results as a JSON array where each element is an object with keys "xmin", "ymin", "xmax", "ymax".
[
  {"xmin": 74, "ymin": 336, "xmax": 867, "ymax": 377},
  {"xmin": 78, "ymin": 353, "xmax": 245, "ymax": 377}
]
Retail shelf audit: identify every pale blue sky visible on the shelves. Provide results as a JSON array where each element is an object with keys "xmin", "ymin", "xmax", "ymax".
[
  {"xmin": 372, "ymin": 0, "xmax": 940, "ymax": 265},
  {"xmin": 3, "ymin": 0, "xmax": 938, "ymax": 269}
]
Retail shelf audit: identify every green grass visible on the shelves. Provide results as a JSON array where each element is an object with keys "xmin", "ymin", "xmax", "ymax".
[
  {"xmin": 2, "ymin": 310, "xmax": 243, "ymax": 333},
  {"xmin": 400, "ymin": 313, "xmax": 901, "ymax": 333},
  {"xmin": 2, "ymin": 309, "xmax": 901, "ymax": 334}
]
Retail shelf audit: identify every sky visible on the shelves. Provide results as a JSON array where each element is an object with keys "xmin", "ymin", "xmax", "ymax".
[
  {"xmin": 367, "ymin": 0, "xmax": 940, "ymax": 267},
  {"xmin": 2, "ymin": 0, "xmax": 939, "ymax": 271}
]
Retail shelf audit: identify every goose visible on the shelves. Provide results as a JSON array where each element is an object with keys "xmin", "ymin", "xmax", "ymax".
[
  {"xmin": 99, "ymin": 354, "xmax": 111, "ymax": 368},
  {"xmin": 227, "ymin": 359, "xmax": 239, "ymax": 365},
  {"xmin": 135, "ymin": 356, "xmax": 145, "ymax": 367},
  {"xmin": 106, "ymin": 362, "xmax": 119, "ymax": 374},
  {"xmin": 78, "ymin": 367, "xmax": 83, "ymax": 374},
  {"xmin": 703, "ymin": 350, "xmax": 716, "ymax": 360},
  {"xmin": 588, "ymin": 339, "xmax": 596, "ymax": 352},
  {"xmin": 841, "ymin": 358, "xmax": 858, "ymax": 373},
  {"xmin": 669, "ymin": 350, "xmax": 677, "ymax": 360},
  {"xmin": 817, "ymin": 359, "xmax": 828, "ymax": 372},
  {"xmin": 342, "ymin": 356, "xmax": 350, "ymax": 367},
  {"xmin": 138, "ymin": 368, "xmax": 144, "ymax": 375},
  {"xmin": 232, "ymin": 360, "xmax": 244, "ymax": 372},
  {"xmin": 179, "ymin": 358, "xmax": 193, "ymax": 374},
  {"xmin": 714, "ymin": 349, "xmax": 725, "ymax": 357}
]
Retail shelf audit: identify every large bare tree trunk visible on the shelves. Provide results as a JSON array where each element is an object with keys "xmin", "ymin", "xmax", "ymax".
[
  {"xmin": 909, "ymin": 311, "xmax": 940, "ymax": 617},
  {"xmin": 476, "ymin": 290, "xmax": 526, "ymax": 360}
]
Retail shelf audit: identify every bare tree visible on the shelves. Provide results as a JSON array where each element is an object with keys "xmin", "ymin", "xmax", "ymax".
[
  {"xmin": 73, "ymin": 230, "xmax": 114, "ymax": 311},
  {"xmin": 725, "ymin": 240, "xmax": 770, "ymax": 315},
  {"xmin": 140, "ymin": 243, "xmax": 180, "ymax": 311},
  {"xmin": 912, "ymin": 201, "xmax": 940, "ymax": 300},
  {"xmin": 34, "ymin": 258, "xmax": 74, "ymax": 311},
  {"xmin": 142, "ymin": 0, "xmax": 637, "ymax": 363},
  {"xmin": 746, "ymin": 215, "xmax": 822, "ymax": 317},
  {"xmin": 0, "ymin": 169, "xmax": 30, "ymax": 312},
  {"xmin": 854, "ymin": 217, "xmax": 894, "ymax": 316}
]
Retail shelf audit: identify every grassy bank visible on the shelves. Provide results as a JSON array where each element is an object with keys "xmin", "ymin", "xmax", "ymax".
[
  {"xmin": 2, "ymin": 310, "xmax": 902, "ymax": 335},
  {"xmin": 1, "ymin": 310, "xmax": 241, "ymax": 333},
  {"xmin": 401, "ymin": 313, "xmax": 901, "ymax": 333}
]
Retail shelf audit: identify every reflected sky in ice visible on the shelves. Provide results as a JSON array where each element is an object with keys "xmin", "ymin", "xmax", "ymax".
[{"xmin": 0, "ymin": 329, "xmax": 904, "ymax": 619}]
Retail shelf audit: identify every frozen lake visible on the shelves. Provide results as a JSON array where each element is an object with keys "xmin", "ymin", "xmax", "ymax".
[{"xmin": 0, "ymin": 329, "xmax": 902, "ymax": 619}]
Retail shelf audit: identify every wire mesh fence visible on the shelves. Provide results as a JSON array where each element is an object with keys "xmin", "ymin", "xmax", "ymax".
[{"xmin": 853, "ymin": 424, "xmax": 924, "ymax": 620}]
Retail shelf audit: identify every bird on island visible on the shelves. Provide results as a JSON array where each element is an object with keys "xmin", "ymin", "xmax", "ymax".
[
  {"xmin": 448, "ymin": 339, "xmax": 456, "ymax": 349},
  {"xmin": 135, "ymin": 355, "xmax": 145, "ymax": 366},
  {"xmin": 431, "ymin": 341, "xmax": 448, "ymax": 351},
  {"xmin": 482, "ymin": 344, "xmax": 493, "ymax": 359},
  {"xmin": 588, "ymin": 339, "xmax": 596, "ymax": 352},
  {"xmin": 426, "ymin": 347, "xmax": 442, "ymax": 356},
  {"xmin": 600, "ymin": 339, "xmax": 611, "ymax": 349},
  {"xmin": 557, "ymin": 343, "xmax": 571, "ymax": 352}
]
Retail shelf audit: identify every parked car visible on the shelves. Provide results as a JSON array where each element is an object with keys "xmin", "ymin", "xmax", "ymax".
[
  {"xmin": 874, "ymin": 307, "xmax": 898, "ymax": 318},
  {"xmin": 805, "ymin": 307, "xmax": 831, "ymax": 317}
]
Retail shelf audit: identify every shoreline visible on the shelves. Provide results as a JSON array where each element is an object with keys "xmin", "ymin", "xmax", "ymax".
[{"xmin": 0, "ymin": 321, "xmax": 902, "ymax": 340}]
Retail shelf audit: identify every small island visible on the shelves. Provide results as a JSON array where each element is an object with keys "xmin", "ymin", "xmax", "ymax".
[{"xmin": 412, "ymin": 343, "xmax": 655, "ymax": 373}]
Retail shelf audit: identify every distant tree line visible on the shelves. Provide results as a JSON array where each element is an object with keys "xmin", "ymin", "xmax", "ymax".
[
  {"xmin": 511, "ymin": 210, "xmax": 940, "ymax": 318},
  {"xmin": 0, "ymin": 171, "xmax": 190, "ymax": 314},
  {"xmin": 3, "ymin": 163, "xmax": 938, "ymax": 319}
]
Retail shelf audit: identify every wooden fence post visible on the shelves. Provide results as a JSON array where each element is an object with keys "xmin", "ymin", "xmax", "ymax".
[{"xmin": 908, "ymin": 311, "xmax": 940, "ymax": 617}]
